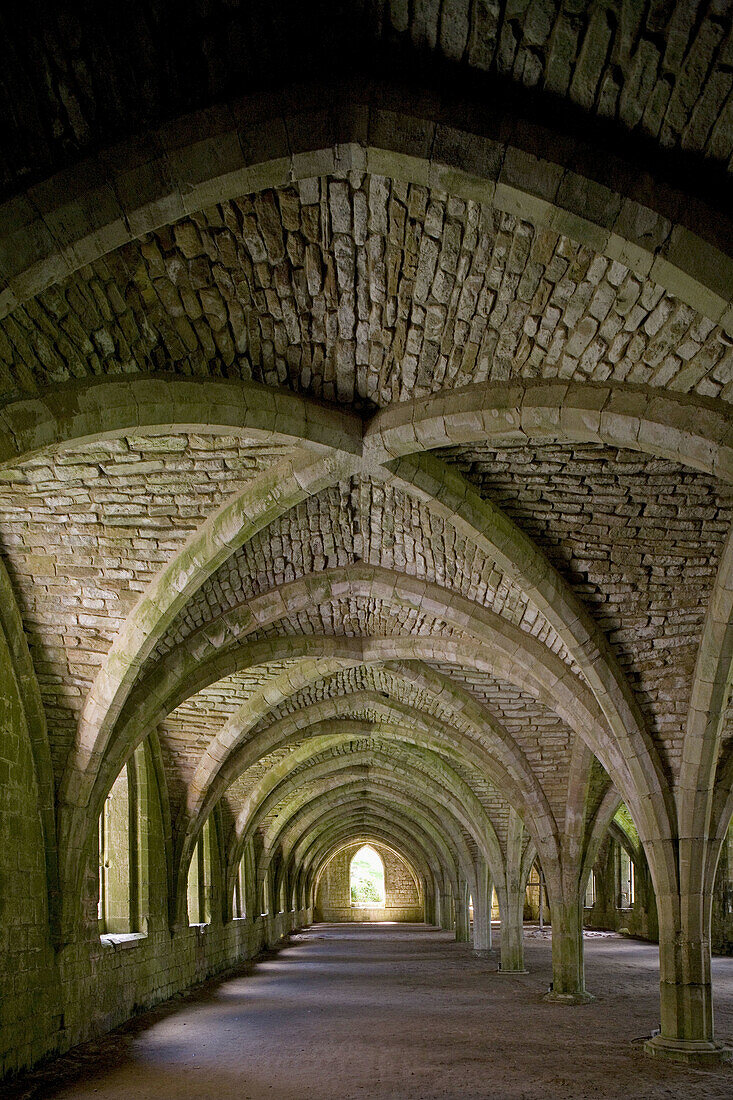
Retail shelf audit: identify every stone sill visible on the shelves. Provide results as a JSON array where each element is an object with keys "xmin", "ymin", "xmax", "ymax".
[
  {"xmin": 583, "ymin": 906, "xmax": 634, "ymax": 912},
  {"xmin": 99, "ymin": 932, "xmax": 147, "ymax": 951}
]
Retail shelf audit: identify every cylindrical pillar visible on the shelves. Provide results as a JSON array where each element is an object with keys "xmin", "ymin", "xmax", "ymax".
[
  {"xmin": 544, "ymin": 895, "xmax": 594, "ymax": 1003},
  {"xmin": 455, "ymin": 879, "xmax": 470, "ymax": 943},
  {"xmin": 499, "ymin": 886, "xmax": 526, "ymax": 973},
  {"xmin": 472, "ymin": 861, "xmax": 492, "ymax": 952},
  {"xmin": 645, "ymin": 884, "xmax": 730, "ymax": 1063},
  {"xmin": 440, "ymin": 891, "xmax": 453, "ymax": 931}
]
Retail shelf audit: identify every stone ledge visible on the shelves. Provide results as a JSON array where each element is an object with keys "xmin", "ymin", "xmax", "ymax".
[{"xmin": 99, "ymin": 932, "xmax": 147, "ymax": 951}]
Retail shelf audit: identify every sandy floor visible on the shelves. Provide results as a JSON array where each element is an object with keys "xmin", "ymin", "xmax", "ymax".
[{"xmin": 5, "ymin": 923, "xmax": 733, "ymax": 1100}]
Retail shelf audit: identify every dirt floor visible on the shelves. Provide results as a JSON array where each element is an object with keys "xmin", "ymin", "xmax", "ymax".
[{"xmin": 4, "ymin": 923, "xmax": 733, "ymax": 1100}]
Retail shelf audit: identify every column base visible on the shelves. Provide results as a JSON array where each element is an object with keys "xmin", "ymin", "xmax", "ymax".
[
  {"xmin": 496, "ymin": 967, "xmax": 528, "ymax": 975},
  {"xmin": 543, "ymin": 989, "xmax": 595, "ymax": 1005},
  {"xmin": 644, "ymin": 1035, "xmax": 733, "ymax": 1065}
]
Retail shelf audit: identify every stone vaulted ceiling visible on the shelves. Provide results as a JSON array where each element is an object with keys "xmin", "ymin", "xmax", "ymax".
[{"xmin": 0, "ymin": 0, "xmax": 732, "ymax": 949}]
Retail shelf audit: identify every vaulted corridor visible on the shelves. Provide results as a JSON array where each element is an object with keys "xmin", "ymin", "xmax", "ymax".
[
  {"xmin": 10, "ymin": 925, "xmax": 733, "ymax": 1100},
  {"xmin": 4, "ymin": 2, "xmax": 733, "ymax": 1088}
]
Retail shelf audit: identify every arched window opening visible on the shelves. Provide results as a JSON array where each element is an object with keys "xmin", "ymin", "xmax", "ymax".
[
  {"xmin": 187, "ymin": 818, "xmax": 213, "ymax": 926},
  {"xmin": 350, "ymin": 845, "xmax": 386, "ymax": 907},
  {"xmin": 722, "ymin": 819, "xmax": 733, "ymax": 916},
  {"xmin": 261, "ymin": 869, "xmax": 271, "ymax": 916},
  {"xmin": 98, "ymin": 743, "xmax": 148, "ymax": 937},
  {"xmin": 233, "ymin": 855, "xmax": 246, "ymax": 919}
]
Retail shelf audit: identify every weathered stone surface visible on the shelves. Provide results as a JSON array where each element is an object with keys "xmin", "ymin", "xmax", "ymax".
[
  {"xmin": 0, "ymin": 433, "xmax": 290, "ymax": 777},
  {"xmin": 148, "ymin": 477, "xmax": 572, "ymax": 672},
  {"xmin": 1, "ymin": 179, "xmax": 731, "ymax": 407},
  {"xmin": 439, "ymin": 441, "xmax": 733, "ymax": 781},
  {"xmin": 2, "ymin": 6, "xmax": 733, "ymax": 1078}
]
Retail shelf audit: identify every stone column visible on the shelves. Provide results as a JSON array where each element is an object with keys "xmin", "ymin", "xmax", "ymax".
[
  {"xmin": 498, "ymin": 809, "xmax": 526, "ymax": 973},
  {"xmin": 423, "ymin": 886, "xmax": 435, "ymax": 925},
  {"xmin": 424, "ymin": 880, "xmax": 435, "ymax": 924},
  {"xmin": 472, "ymin": 859, "xmax": 492, "ymax": 952},
  {"xmin": 244, "ymin": 840, "xmax": 258, "ymax": 924},
  {"xmin": 544, "ymin": 894, "xmax": 594, "ymax": 1003},
  {"xmin": 645, "ymin": 882, "xmax": 730, "ymax": 1063},
  {"xmin": 440, "ymin": 889, "xmax": 454, "ymax": 931},
  {"xmin": 498, "ymin": 883, "xmax": 526, "ymax": 972},
  {"xmin": 594, "ymin": 838, "xmax": 616, "ymax": 928},
  {"xmin": 455, "ymin": 878, "xmax": 470, "ymax": 942},
  {"xmin": 637, "ymin": 859, "xmax": 659, "ymax": 941}
]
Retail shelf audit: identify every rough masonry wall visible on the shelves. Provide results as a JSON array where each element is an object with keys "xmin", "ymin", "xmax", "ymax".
[
  {"xmin": 0, "ymin": 694, "xmax": 310, "ymax": 1080},
  {"xmin": 0, "ymin": 433, "xmax": 289, "ymax": 779},
  {"xmin": 582, "ymin": 826, "xmax": 732, "ymax": 950},
  {"xmin": 315, "ymin": 842, "xmax": 423, "ymax": 922},
  {"xmin": 159, "ymin": 661, "xmax": 300, "ymax": 819},
  {"xmin": 0, "ymin": 625, "xmax": 61, "ymax": 1075},
  {"xmin": 2, "ymin": 179, "xmax": 731, "ymax": 409},
  {"xmin": 441, "ymin": 441, "xmax": 733, "ymax": 781},
  {"xmin": 582, "ymin": 834, "xmax": 659, "ymax": 941},
  {"xmin": 150, "ymin": 476, "xmax": 571, "ymax": 672},
  {"xmin": 1, "ymin": 3, "xmax": 732, "ymax": 1078},
  {"xmin": 242, "ymin": 665, "xmax": 520, "ymax": 851},
  {"xmin": 1, "ymin": 1, "xmax": 732, "ymax": 198}
]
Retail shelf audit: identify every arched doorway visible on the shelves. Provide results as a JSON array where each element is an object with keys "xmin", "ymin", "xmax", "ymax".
[{"xmin": 350, "ymin": 845, "xmax": 386, "ymax": 908}]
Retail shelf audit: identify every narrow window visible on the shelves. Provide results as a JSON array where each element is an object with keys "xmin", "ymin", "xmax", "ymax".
[
  {"xmin": 187, "ymin": 819, "xmax": 212, "ymax": 925},
  {"xmin": 233, "ymin": 855, "xmax": 246, "ymax": 919},
  {"xmin": 98, "ymin": 804, "xmax": 107, "ymax": 923},
  {"xmin": 585, "ymin": 870, "xmax": 596, "ymax": 908},
  {"xmin": 261, "ymin": 868, "xmax": 270, "ymax": 916},
  {"xmin": 98, "ymin": 743, "xmax": 148, "ymax": 936},
  {"xmin": 350, "ymin": 845, "xmax": 386, "ymax": 906},
  {"xmin": 619, "ymin": 847, "xmax": 634, "ymax": 908}
]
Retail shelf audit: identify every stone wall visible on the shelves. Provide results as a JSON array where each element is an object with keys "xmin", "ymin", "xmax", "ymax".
[
  {"xmin": 0, "ymin": 679, "xmax": 311, "ymax": 1081},
  {"xmin": 0, "ymin": 615, "xmax": 62, "ymax": 1075},
  {"xmin": 315, "ymin": 842, "xmax": 423, "ymax": 922},
  {"xmin": 4, "ymin": 177, "xmax": 731, "ymax": 411}
]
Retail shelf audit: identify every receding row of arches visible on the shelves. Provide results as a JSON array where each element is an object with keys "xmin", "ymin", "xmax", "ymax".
[
  {"xmin": 2, "ymin": 368, "xmax": 731, "ymax": 1076},
  {"xmin": 2, "ymin": 12, "xmax": 733, "ymax": 1079},
  {"xmin": 94, "ymin": 742, "xmax": 733, "ymax": 972}
]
